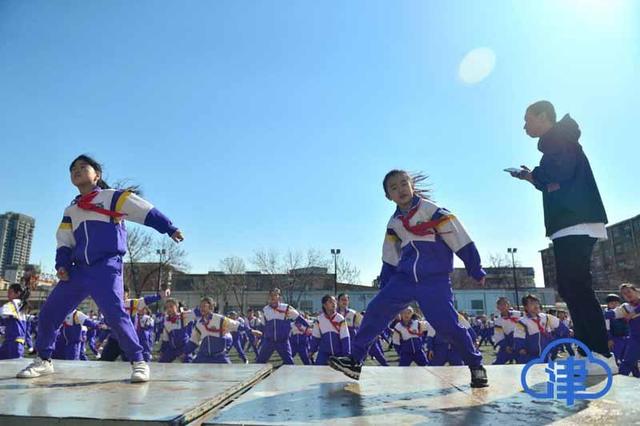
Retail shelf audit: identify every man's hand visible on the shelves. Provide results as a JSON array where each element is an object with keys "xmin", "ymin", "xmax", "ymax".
[
  {"xmin": 608, "ymin": 340, "xmax": 615, "ymax": 351},
  {"xmin": 477, "ymin": 276, "xmax": 486, "ymax": 287},
  {"xmin": 57, "ymin": 267, "xmax": 69, "ymax": 281},
  {"xmin": 162, "ymin": 288, "xmax": 171, "ymax": 299},
  {"xmin": 171, "ymin": 230, "xmax": 184, "ymax": 243}
]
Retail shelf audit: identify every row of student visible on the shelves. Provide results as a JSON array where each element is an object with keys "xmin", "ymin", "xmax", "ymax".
[{"xmin": 6, "ymin": 275, "xmax": 638, "ymax": 378}]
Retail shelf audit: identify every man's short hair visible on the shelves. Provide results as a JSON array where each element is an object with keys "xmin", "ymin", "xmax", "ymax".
[{"xmin": 527, "ymin": 100, "xmax": 557, "ymax": 123}]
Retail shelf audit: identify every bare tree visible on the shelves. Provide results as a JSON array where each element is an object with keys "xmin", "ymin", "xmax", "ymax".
[
  {"xmin": 219, "ymin": 256, "xmax": 247, "ymax": 312},
  {"xmin": 330, "ymin": 257, "xmax": 361, "ymax": 285},
  {"xmin": 126, "ymin": 233, "xmax": 188, "ymax": 297}
]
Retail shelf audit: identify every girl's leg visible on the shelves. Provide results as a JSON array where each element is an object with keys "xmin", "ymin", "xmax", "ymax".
[
  {"xmin": 88, "ymin": 258, "xmax": 144, "ymax": 362},
  {"xmin": 234, "ymin": 337, "xmax": 248, "ymax": 362},
  {"xmin": 351, "ymin": 274, "xmax": 413, "ymax": 363},
  {"xmin": 256, "ymin": 339, "xmax": 276, "ymax": 363},
  {"xmin": 99, "ymin": 338, "xmax": 122, "ymax": 361},
  {"xmin": 398, "ymin": 352, "xmax": 412, "ymax": 366},
  {"xmin": 315, "ymin": 351, "xmax": 329, "ymax": 365},
  {"xmin": 415, "ymin": 350, "xmax": 429, "ymax": 366},
  {"xmin": 275, "ymin": 340, "xmax": 294, "ymax": 365},
  {"xmin": 36, "ymin": 271, "xmax": 89, "ymax": 360},
  {"xmin": 299, "ymin": 346, "xmax": 312, "ymax": 365},
  {"xmin": 369, "ymin": 342, "xmax": 389, "ymax": 366},
  {"xmin": 415, "ymin": 276, "xmax": 482, "ymax": 368}
]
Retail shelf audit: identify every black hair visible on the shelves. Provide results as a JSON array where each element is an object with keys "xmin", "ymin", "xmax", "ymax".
[
  {"xmin": 496, "ymin": 297, "xmax": 511, "ymax": 305},
  {"xmin": 200, "ymin": 297, "xmax": 215, "ymax": 308},
  {"xmin": 70, "ymin": 155, "xmax": 110, "ymax": 189},
  {"xmin": 337, "ymin": 293, "xmax": 348, "ymax": 301},
  {"xmin": 321, "ymin": 294, "xmax": 335, "ymax": 315},
  {"xmin": 8, "ymin": 283, "xmax": 30, "ymax": 312},
  {"xmin": 605, "ymin": 293, "xmax": 621, "ymax": 303},
  {"xmin": 383, "ymin": 169, "xmax": 431, "ymax": 200},
  {"xmin": 527, "ymin": 100, "xmax": 557, "ymax": 123},
  {"xmin": 69, "ymin": 154, "xmax": 141, "ymax": 194},
  {"xmin": 522, "ymin": 293, "xmax": 540, "ymax": 307}
]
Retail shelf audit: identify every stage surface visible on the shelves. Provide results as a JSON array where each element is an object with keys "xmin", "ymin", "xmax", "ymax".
[
  {"xmin": 1, "ymin": 361, "xmax": 637, "ymax": 425},
  {"xmin": 0, "ymin": 359, "xmax": 271, "ymax": 425},
  {"xmin": 205, "ymin": 364, "xmax": 639, "ymax": 426}
]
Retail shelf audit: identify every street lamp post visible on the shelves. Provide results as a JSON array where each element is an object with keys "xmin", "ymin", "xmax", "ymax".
[
  {"xmin": 156, "ymin": 248, "xmax": 166, "ymax": 293},
  {"xmin": 508, "ymin": 248, "xmax": 519, "ymax": 310},
  {"xmin": 331, "ymin": 249, "xmax": 341, "ymax": 296}
]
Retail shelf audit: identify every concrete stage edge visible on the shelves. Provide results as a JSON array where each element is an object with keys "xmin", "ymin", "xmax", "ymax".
[
  {"xmin": 0, "ymin": 359, "xmax": 272, "ymax": 426},
  {"xmin": 205, "ymin": 364, "xmax": 639, "ymax": 426}
]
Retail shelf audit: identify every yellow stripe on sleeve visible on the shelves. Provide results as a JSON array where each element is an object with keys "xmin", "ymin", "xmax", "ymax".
[
  {"xmin": 58, "ymin": 223, "xmax": 72, "ymax": 231},
  {"xmin": 115, "ymin": 191, "xmax": 133, "ymax": 213}
]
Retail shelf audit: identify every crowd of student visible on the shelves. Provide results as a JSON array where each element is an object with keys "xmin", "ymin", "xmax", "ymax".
[{"xmin": 2, "ymin": 285, "xmax": 638, "ymax": 377}]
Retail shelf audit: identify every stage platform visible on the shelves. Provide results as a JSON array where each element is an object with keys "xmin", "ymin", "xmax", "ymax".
[
  {"xmin": 0, "ymin": 359, "xmax": 272, "ymax": 426},
  {"xmin": 205, "ymin": 364, "xmax": 639, "ymax": 426},
  {"xmin": 1, "ymin": 361, "xmax": 638, "ymax": 426}
]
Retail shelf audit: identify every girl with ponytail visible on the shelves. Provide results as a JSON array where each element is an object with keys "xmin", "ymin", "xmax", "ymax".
[
  {"xmin": 0, "ymin": 266, "xmax": 37, "ymax": 359},
  {"xmin": 16, "ymin": 154, "xmax": 184, "ymax": 383}
]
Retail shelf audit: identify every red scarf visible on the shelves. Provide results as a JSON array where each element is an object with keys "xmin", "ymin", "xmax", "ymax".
[
  {"xmin": 399, "ymin": 204, "xmax": 450, "ymax": 236},
  {"xmin": 202, "ymin": 315, "xmax": 223, "ymax": 334},
  {"xmin": 77, "ymin": 190, "xmax": 125, "ymax": 219},
  {"xmin": 326, "ymin": 313, "xmax": 342, "ymax": 333},
  {"xmin": 531, "ymin": 316, "xmax": 547, "ymax": 335}
]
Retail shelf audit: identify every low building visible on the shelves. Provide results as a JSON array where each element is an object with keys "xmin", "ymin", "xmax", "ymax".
[{"xmin": 540, "ymin": 214, "xmax": 640, "ymax": 301}]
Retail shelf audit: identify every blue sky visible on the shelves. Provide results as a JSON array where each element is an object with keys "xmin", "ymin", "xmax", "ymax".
[{"xmin": 1, "ymin": 1, "xmax": 639, "ymax": 286}]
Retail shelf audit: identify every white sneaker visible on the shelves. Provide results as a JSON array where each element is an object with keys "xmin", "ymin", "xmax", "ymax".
[
  {"xmin": 131, "ymin": 361, "xmax": 150, "ymax": 383},
  {"xmin": 586, "ymin": 352, "xmax": 618, "ymax": 376},
  {"xmin": 16, "ymin": 357, "xmax": 54, "ymax": 378}
]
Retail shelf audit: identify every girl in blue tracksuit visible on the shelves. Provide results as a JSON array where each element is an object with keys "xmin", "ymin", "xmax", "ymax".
[
  {"xmin": 184, "ymin": 298, "xmax": 250, "ymax": 364},
  {"xmin": 99, "ymin": 286, "xmax": 166, "ymax": 361},
  {"xmin": 290, "ymin": 314, "xmax": 313, "ymax": 365},
  {"xmin": 604, "ymin": 293, "xmax": 629, "ymax": 366},
  {"xmin": 54, "ymin": 309, "xmax": 100, "ymax": 360},
  {"xmin": 604, "ymin": 284, "xmax": 640, "ymax": 377},
  {"xmin": 492, "ymin": 297, "xmax": 523, "ymax": 365},
  {"xmin": 17, "ymin": 155, "xmax": 183, "ymax": 383},
  {"xmin": 514, "ymin": 294, "xmax": 567, "ymax": 364},
  {"xmin": 330, "ymin": 170, "xmax": 488, "ymax": 388},
  {"xmin": 159, "ymin": 298, "xmax": 197, "ymax": 363},
  {"xmin": 310, "ymin": 295, "xmax": 351, "ymax": 365},
  {"xmin": 256, "ymin": 288, "xmax": 309, "ymax": 365},
  {"xmin": 392, "ymin": 307, "xmax": 432, "ymax": 366},
  {"xmin": 0, "ymin": 277, "xmax": 34, "ymax": 359}
]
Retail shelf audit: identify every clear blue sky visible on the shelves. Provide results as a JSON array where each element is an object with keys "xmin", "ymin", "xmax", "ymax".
[{"xmin": 1, "ymin": 1, "xmax": 639, "ymax": 286}]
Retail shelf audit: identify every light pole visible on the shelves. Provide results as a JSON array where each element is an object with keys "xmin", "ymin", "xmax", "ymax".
[
  {"xmin": 331, "ymin": 249, "xmax": 341, "ymax": 296},
  {"xmin": 156, "ymin": 248, "xmax": 166, "ymax": 293},
  {"xmin": 508, "ymin": 248, "xmax": 519, "ymax": 310}
]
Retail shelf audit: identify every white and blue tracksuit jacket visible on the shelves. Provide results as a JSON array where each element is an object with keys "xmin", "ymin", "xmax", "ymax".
[
  {"xmin": 379, "ymin": 196, "xmax": 485, "ymax": 287},
  {"xmin": 56, "ymin": 187, "xmax": 177, "ymax": 270}
]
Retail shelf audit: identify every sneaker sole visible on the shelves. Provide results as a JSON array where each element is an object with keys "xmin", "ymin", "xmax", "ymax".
[
  {"xmin": 16, "ymin": 370, "xmax": 54, "ymax": 379},
  {"xmin": 328, "ymin": 361, "xmax": 361, "ymax": 381}
]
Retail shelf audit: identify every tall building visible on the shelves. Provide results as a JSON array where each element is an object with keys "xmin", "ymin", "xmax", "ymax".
[
  {"xmin": 540, "ymin": 214, "xmax": 640, "ymax": 301},
  {"xmin": 0, "ymin": 212, "xmax": 35, "ymax": 277}
]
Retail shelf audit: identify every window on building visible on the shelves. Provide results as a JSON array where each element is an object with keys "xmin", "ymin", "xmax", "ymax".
[{"xmin": 471, "ymin": 300, "xmax": 484, "ymax": 311}]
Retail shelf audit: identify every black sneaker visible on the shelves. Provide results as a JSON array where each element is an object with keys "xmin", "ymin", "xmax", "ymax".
[
  {"xmin": 470, "ymin": 365, "xmax": 489, "ymax": 388},
  {"xmin": 329, "ymin": 356, "xmax": 362, "ymax": 380}
]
